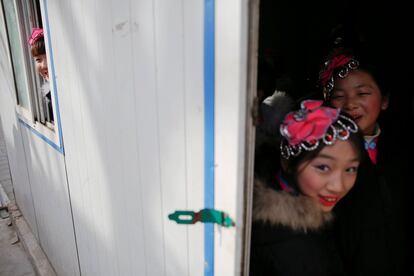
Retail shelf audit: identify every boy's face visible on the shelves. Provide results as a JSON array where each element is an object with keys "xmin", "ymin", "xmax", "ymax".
[
  {"xmin": 330, "ymin": 70, "xmax": 388, "ymax": 136},
  {"xmin": 296, "ymin": 140, "xmax": 360, "ymax": 213},
  {"xmin": 34, "ymin": 54, "xmax": 49, "ymax": 81}
]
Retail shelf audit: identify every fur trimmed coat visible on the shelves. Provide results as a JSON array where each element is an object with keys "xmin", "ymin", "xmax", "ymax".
[{"xmin": 249, "ymin": 179, "xmax": 345, "ymax": 276}]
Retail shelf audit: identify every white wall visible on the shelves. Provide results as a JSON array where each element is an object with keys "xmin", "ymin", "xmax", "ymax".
[
  {"xmin": 0, "ymin": 2, "xmax": 39, "ymax": 240},
  {"xmin": 0, "ymin": 2, "xmax": 80, "ymax": 276},
  {"xmin": 48, "ymin": 0, "xmax": 205, "ymax": 275},
  {"xmin": 0, "ymin": 118, "xmax": 13, "ymax": 201}
]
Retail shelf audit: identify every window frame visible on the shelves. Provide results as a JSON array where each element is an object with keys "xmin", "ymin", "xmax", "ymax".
[{"xmin": 2, "ymin": 0, "xmax": 62, "ymax": 151}]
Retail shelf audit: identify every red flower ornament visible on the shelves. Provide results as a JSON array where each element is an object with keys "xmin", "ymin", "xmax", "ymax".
[
  {"xmin": 280, "ymin": 100, "xmax": 339, "ymax": 146},
  {"xmin": 319, "ymin": 50, "xmax": 360, "ymax": 100},
  {"xmin": 28, "ymin": 28, "xmax": 44, "ymax": 46},
  {"xmin": 280, "ymin": 100, "xmax": 358, "ymax": 159},
  {"xmin": 320, "ymin": 54, "xmax": 353, "ymax": 86}
]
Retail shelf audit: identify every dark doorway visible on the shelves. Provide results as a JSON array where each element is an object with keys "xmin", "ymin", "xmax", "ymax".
[
  {"xmin": 257, "ymin": 0, "xmax": 413, "ymax": 108},
  {"xmin": 252, "ymin": 0, "xmax": 414, "ymax": 274}
]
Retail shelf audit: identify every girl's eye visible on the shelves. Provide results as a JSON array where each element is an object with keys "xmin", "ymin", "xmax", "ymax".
[
  {"xmin": 331, "ymin": 92, "xmax": 344, "ymax": 98},
  {"xmin": 346, "ymin": 166, "xmax": 359, "ymax": 173},
  {"xmin": 315, "ymin": 164, "xmax": 330, "ymax": 172},
  {"xmin": 331, "ymin": 94, "xmax": 344, "ymax": 101}
]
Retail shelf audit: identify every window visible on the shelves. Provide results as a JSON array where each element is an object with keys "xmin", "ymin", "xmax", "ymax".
[{"xmin": 2, "ymin": 0, "xmax": 56, "ymax": 134}]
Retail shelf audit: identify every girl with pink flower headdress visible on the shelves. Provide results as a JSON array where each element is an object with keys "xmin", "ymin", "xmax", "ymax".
[
  {"xmin": 250, "ymin": 99, "xmax": 364, "ymax": 275},
  {"xmin": 28, "ymin": 28, "xmax": 53, "ymax": 123},
  {"xmin": 319, "ymin": 48, "xmax": 410, "ymax": 275}
]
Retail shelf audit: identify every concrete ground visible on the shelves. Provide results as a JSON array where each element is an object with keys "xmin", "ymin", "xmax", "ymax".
[
  {"xmin": 0, "ymin": 121, "xmax": 55, "ymax": 276},
  {"xmin": 0, "ymin": 121, "xmax": 34, "ymax": 275},
  {"xmin": 0, "ymin": 211, "xmax": 36, "ymax": 276}
]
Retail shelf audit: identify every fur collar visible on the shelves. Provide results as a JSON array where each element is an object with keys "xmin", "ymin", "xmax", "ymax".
[{"xmin": 253, "ymin": 179, "xmax": 333, "ymax": 232}]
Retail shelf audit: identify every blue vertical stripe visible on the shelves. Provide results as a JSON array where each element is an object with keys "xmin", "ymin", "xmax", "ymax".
[
  {"xmin": 204, "ymin": 0, "xmax": 215, "ymax": 275},
  {"xmin": 42, "ymin": 0, "xmax": 64, "ymax": 154}
]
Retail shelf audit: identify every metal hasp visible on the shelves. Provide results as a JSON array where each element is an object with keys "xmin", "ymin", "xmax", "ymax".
[{"xmin": 168, "ymin": 208, "xmax": 235, "ymax": 227}]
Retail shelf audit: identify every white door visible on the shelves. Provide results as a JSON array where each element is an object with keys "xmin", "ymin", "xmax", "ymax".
[{"xmin": 50, "ymin": 0, "xmax": 252, "ymax": 275}]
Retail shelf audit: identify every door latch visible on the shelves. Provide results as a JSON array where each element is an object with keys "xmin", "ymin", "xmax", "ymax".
[{"xmin": 168, "ymin": 208, "xmax": 235, "ymax": 227}]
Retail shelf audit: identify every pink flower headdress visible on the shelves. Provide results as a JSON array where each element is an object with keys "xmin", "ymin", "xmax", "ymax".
[
  {"xmin": 280, "ymin": 100, "xmax": 358, "ymax": 159},
  {"xmin": 28, "ymin": 28, "xmax": 44, "ymax": 46},
  {"xmin": 319, "ymin": 49, "xmax": 359, "ymax": 100}
]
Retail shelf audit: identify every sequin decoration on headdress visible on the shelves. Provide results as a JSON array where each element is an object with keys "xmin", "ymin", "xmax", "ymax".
[
  {"xmin": 28, "ymin": 28, "xmax": 44, "ymax": 46},
  {"xmin": 280, "ymin": 100, "xmax": 358, "ymax": 159},
  {"xmin": 319, "ymin": 50, "xmax": 359, "ymax": 100}
]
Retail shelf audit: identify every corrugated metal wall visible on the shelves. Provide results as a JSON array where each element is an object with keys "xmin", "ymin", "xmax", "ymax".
[
  {"xmin": 0, "ymin": 1, "xmax": 80, "ymax": 275},
  {"xmin": 0, "ymin": 118, "xmax": 13, "ymax": 201}
]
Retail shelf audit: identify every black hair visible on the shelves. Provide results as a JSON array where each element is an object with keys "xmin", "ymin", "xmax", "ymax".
[
  {"xmin": 354, "ymin": 61, "xmax": 389, "ymax": 97},
  {"xmin": 30, "ymin": 36, "xmax": 46, "ymax": 57}
]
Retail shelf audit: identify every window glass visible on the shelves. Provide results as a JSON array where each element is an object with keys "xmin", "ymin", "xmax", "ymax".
[{"xmin": 3, "ymin": 0, "xmax": 30, "ymax": 109}]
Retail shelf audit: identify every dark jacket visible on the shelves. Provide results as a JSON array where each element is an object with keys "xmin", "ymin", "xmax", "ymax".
[
  {"xmin": 41, "ymin": 81, "xmax": 53, "ymax": 122},
  {"xmin": 333, "ymin": 127, "xmax": 410, "ymax": 275},
  {"xmin": 250, "ymin": 179, "xmax": 345, "ymax": 276}
]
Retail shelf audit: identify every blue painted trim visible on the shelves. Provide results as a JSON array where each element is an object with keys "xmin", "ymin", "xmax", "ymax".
[
  {"xmin": 204, "ymin": 1, "xmax": 215, "ymax": 275},
  {"xmin": 18, "ymin": 118, "xmax": 63, "ymax": 153},
  {"xmin": 41, "ymin": 0, "xmax": 64, "ymax": 154}
]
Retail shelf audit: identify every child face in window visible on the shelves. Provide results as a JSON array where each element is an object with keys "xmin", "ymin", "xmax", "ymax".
[
  {"xmin": 34, "ymin": 54, "xmax": 49, "ymax": 81},
  {"xmin": 296, "ymin": 140, "xmax": 360, "ymax": 213},
  {"xmin": 330, "ymin": 70, "xmax": 388, "ymax": 135}
]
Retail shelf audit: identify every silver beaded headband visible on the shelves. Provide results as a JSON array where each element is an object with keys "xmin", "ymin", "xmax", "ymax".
[
  {"xmin": 279, "ymin": 101, "xmax": 359, "ymax": 160},
  {"xmin": 323, "ymin": 59, "xmax": 359, "ymax": 100}
]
